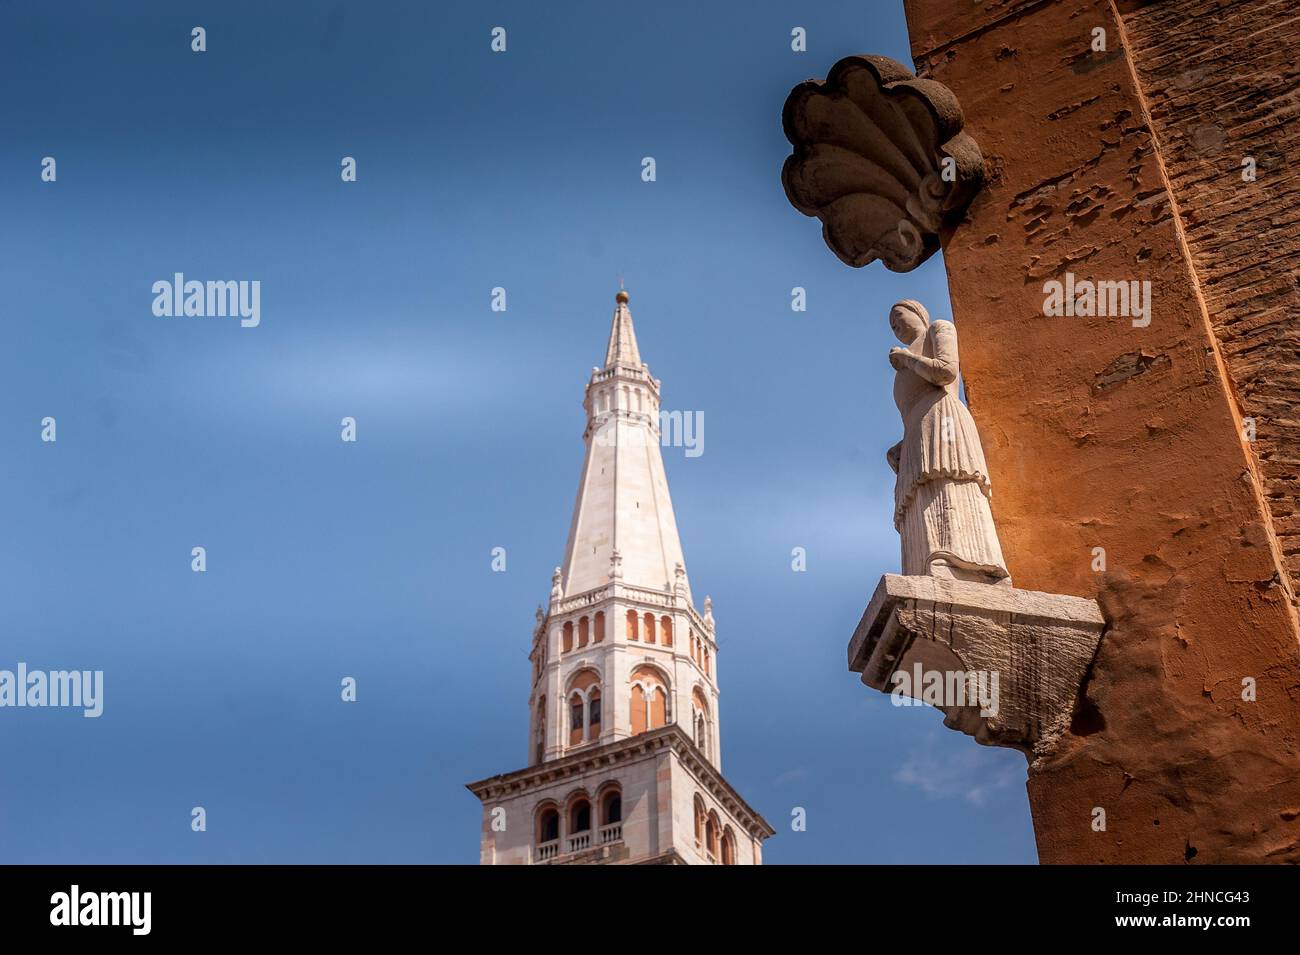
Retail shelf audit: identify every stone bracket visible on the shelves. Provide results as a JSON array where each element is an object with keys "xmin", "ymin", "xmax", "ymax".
[
  {"xmin": 781, "ymin": 54, "xmax": 985, "ymax": 272},
  {"xmin": 848, "ymin": 574, "xmax": 1105, "ymax": 757}
]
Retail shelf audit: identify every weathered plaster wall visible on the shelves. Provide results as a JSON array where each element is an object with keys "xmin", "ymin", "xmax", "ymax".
[{"xmin": 901, "ymin": 0, "xmax": 1300, "ymax": 862}]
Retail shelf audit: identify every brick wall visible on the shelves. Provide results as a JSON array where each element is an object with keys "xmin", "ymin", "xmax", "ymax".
[{"xmin": 1121, "ymin": 0, "xmax": 1300, "ymax": 591}]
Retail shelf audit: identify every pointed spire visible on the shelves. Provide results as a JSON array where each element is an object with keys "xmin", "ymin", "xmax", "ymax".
[
  {"xmin": 604, "ymin": 287, "xmax": 642, "ymax": 368},
  {"xmin": 560, "ymin": 289, "xmax": 690, "ymax": 601}
]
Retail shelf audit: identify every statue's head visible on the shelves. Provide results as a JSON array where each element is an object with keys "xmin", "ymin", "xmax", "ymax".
[{"xmin": 889, "ymin": 299, "xmax": 929, "ymax": 345}]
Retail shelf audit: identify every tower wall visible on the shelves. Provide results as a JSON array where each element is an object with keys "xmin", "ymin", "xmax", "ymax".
[
  {"xmin": 476, "ymin": 746, "xmax": 665, "ymax": 866},
  {"xmin": 900, "ymin": 0, "xmax": 1300, "ymax": 863},
  {"xmin": 531, "ymin": 593, "xmax": 719, "ymax": 766},
  {"xmin": 471, "ymin": 729, "xmax": 764, "ymax": 865}
]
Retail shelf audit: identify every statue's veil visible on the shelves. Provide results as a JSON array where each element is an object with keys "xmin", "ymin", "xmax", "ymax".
[{"xmin": 892, "ymin": 299, "xmax": 931, "ymax": 327}]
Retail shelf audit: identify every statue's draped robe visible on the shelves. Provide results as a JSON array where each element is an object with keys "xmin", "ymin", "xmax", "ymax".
[{"xmin": 893, "ymin": 320, "xmax": 1010, "ymax": 581}]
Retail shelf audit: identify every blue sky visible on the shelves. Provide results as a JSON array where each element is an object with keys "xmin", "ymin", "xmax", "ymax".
[{"xmin": 0, "ymin": 0, "xmax": 1036, "ymax": 863}]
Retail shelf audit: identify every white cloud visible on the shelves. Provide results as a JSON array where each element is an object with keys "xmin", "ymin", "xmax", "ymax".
[{"xmin": 893, "ymin": 736, "xmax": 1023, "ymax": 807}]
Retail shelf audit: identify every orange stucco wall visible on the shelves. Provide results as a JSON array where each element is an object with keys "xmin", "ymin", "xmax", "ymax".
[{"xmin": 902, "ymin": 0, "xmax": 1300, "ymax": 862}]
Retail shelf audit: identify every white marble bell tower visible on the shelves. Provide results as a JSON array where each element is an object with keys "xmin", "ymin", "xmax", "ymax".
[{"xmin": 466, "ymin": 289, "xmax": 773, "ymax": 865}]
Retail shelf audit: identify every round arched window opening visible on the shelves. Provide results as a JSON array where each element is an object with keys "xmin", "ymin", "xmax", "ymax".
[
  {"xmin": 570, "ymin": 799, "xmax": 591, "ymax": 833},
  {"xmin": 537, "ymin": 807, "xmax": 559, "ymax": 844},
  {"xmin": 602, "ymin": 791, "xmax": 622, "ymax": 825}
]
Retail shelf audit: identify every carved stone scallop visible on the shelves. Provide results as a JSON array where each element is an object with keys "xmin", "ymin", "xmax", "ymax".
[{"xmin": 781, "ymin": 54, "xmax": 985, "ymax": 272}]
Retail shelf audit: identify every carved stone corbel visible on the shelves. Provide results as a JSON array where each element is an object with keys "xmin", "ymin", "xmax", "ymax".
[
  {"xmin": 849, "ymin": 575, "xmax": 1105, "ymax": 759},
  {"xmin": 781, "ymin": 55, "xmax": 985, "ymax": 272}
]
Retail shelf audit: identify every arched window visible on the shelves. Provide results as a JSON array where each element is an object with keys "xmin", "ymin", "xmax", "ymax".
[
  {"xmin": 600, "ymin": 784, "xmax": 621, "ymax": 831},
  {"xmin": 578, "ymin": 616, "xmax": 589, "ymax": 647},
  {"xmin": 569, "ymin": 693, "xmax": 585, "ymax": 746},
  {"xmin": 630, "ymin": 684, "xmax": 647, "ymax": 735},
  {"xmin": 630, "ymin": 665, "xmax": 669, "ymax": 735},
  {"xmin": 650, "ymin": 682, "xmax": 667, "ymax": 727},
  {"xmin": 693, "ymin": 795, "xmax": 706, "ymax": 845},
  {"xmin": 536, "ymin": 805, "xmax": 559, "ymax": 845},
  {"xmin": 570, "ymin": 799, "xmax": 591, "ymax": 833},
  {"xmin": 644, "ymin": 611, "xmax": 656, "ymax": 644},
  {"xmin": 660, "ymin": 615, "xmax": 673, "ymax": 646},
  {"xmin": 602, "ymin": 790, "xmax": 621, "ymax": 825},
  {"xmin": 566, "ymin": 669, "xmax": 600, "ymax": 747},
  {"xmin": 706, "ymin": 812, "xmax": 720, "ymax": 861},
  {"xmin": 721, "ymin": 827, "xmax": 736, "ymax": 865},
  {"xmin": 692, "ymin": 687, "xmax": 711, "ymax": 758},
  {"xmin": 626, "ymin": 609, "xmax": 639, "ymax": 641},
  {"xmin": 562, "ymin": 620, "xmax": 573, "ymax": 653},
  {"xmin": 594, "ymin": 611, "xmax": 605, "ymax": 643}
]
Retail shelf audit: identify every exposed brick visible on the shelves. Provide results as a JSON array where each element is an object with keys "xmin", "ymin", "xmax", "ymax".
[{"xmin": 1122, "ymin": 0, "xmax": 1300, "ymax": 593}]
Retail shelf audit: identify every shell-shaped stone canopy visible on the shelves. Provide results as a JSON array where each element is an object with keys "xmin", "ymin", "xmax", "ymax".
[{"xmin": 781, "ymin": 54, "xmax": 985, "ymax": 272}]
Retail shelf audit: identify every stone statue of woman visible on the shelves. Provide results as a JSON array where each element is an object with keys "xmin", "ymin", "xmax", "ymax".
[{"xmin": 885, "ymin": 299, "xmax": 1010, "ymax": 585}]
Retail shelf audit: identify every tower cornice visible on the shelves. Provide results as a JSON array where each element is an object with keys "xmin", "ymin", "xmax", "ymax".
[
  {"xmin": 465, "ymin": 724, "xmax": 774, "ymax": 840},
  {"xmin": 550, "ymin": 580, "xmax": 710, "ymax": 635}
]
